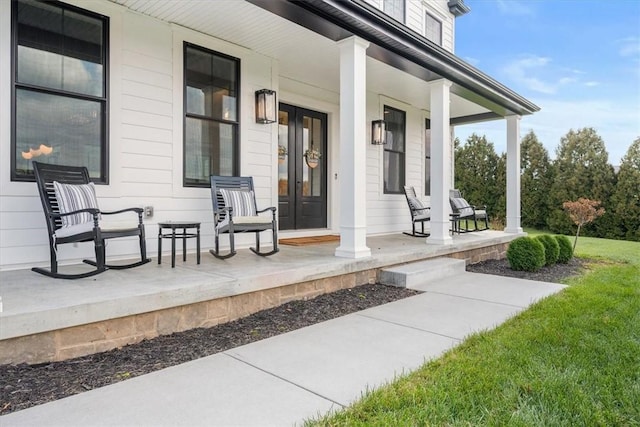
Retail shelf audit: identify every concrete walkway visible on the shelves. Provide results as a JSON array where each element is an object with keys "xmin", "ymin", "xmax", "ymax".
[{"xmin": 1, "ymin": 272, "xmax": 565, "ymax": 426}]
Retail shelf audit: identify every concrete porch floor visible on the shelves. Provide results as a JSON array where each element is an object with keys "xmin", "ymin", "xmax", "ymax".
[{"xmin": 0, "ymin": 230, "xmax": 521, "ymax": 364}]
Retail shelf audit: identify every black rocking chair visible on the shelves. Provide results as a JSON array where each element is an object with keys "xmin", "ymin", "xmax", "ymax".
[
  {"xmin": 403, "ymin": 185, "xmax": 431, "ymax": 237},
  {"xmin": 449, "ymin": 189, "xmax": 490, "ymax": 232},
  {"xmin": 210, "ymin": 175, "xmax": 279, "ymax": 259},
  {"xmin": 32, "ymin": 161, "xmax": 150, "ymax": 279}
]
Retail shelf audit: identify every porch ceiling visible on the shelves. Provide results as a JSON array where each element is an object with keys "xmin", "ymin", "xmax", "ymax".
[{"xmin": 108, "ymin": 0, "xmax": 508, "ymax": 122}]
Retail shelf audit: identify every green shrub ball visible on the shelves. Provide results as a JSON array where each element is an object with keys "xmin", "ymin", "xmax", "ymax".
[
  {"xmin": 555, "ymin": 235, "xmax": 574, "ymax": 263},
  {"xmin": 535, "ymin": 234, "xmax": 560, "ymax": 266},
  {"xmin": 507, "ymin": 237, "xmax": 546, "ymax": 272}
]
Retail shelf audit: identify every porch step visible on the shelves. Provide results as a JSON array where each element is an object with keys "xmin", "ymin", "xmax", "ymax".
[{"xmin": 379, "ymin": 257, "xmax": 466, "ymax": 289}]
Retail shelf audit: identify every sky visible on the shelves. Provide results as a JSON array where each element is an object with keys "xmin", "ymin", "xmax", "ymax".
[{"xmin": 453, "ymin": 0, "xmax": 640, "ymax": 166}]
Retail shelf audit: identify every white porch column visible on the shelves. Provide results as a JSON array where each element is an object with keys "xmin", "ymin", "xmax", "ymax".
[
  {"xmin": 427, "ymin": 79, "xmax": 454, "ymax": 245},
  {"xmin": 505, "ymin": 115, "xmax": 523, "ymax": 233},
  {"xmin": 335, "ymin": 36, "xmax": 371, "ymax": 258}
]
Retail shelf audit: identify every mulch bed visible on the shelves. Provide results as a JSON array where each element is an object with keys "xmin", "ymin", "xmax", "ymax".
[{"xmin": 0, "ymin": 258, "xmax": 586, "ymax": 415}]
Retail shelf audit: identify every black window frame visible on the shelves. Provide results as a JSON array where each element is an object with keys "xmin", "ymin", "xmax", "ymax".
[
  {"xmin": 11, "ymin": 0, "xmax": 109, "ymax": 183},
  {"xmin": 383, "ymin": 105, "xmax": 406, "ymax": 195},
  {"xmin": 183, "ymin": 42, "xmax": 240, "ymax": 188}
]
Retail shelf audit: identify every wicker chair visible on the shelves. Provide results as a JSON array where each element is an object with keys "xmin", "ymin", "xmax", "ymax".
[
  {"xmin": 32, "ymin": 161, "xmax": 150, "ymax": 279},
  {"xmin": 210, "ymin": 175, "xmax": 278, "ymax": 259}
]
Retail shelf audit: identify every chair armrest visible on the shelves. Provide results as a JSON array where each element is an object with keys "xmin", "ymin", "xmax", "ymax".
[
  {"xmin": 102, "ymin": 207, "xmax": 143, "ymax": 215},
  {"xmin": 102, "ymin": 207, "xmax": 144, "ymax": 224},
  {"xmin": 256, "ymin": 206, "xmax": 277, "ymax": 219}
]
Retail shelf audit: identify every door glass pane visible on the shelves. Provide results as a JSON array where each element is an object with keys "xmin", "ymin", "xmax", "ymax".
[
  {"xmin": 425, "ymin": 127, "xmax": 431, "ymax": 196},
  {"xmin": 302, "ymin": 115, "xmax": 322, "ymax": 197},
  {"xmin": 15, "ymin": 89, "xmax": 102, "ymax": 178},
  {"xmin": 278, "ymin": 110, "xmax": 289, "ymax": 197}
]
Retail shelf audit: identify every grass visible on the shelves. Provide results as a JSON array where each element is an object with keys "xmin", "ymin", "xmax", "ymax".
[{"xmin": 309, "ymin": 234, "xmax": 640, "ymax": 426}]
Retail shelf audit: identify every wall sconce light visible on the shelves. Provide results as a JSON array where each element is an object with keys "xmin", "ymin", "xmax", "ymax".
[
  {"xmin": 371, "ymin": 119, "xmax": 387, "ymax": 145},
  {"xmin": 255, "ymin": 89, "xmax": 277, "ymax": 124}
]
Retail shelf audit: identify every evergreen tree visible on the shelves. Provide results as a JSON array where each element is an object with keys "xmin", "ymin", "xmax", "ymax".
[
  {"xmin": 520, "ymin": 130, "xmax": 553, "ymax": 229},
  {"xmin": 454, "ymin": 134, "xmax": 501, "ymax": 219},
  {"xmin": 547, "ymin": 128, "xmax": 616, "ymax": 236},
  {"xmin": 611, "ymin": 137, "xmax": 640, "ymax": 241}
]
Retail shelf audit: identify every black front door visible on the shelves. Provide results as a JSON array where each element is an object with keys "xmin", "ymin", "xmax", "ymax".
[{"xmin": 278, "ymin": 104, "xmax": 327, "ymax": 230}]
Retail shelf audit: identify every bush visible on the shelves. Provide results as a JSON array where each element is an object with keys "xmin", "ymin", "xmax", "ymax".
[
  {"xmin": 555, "ymin": 235, "xmax": 574, "ymax": 263},
  {"xmin": 506, "ymin": 237, "xmax": 546, "ymax": 272},
  {"xmin": 535, "ymin": 235, "xmax": 560, "ymax": 266}
]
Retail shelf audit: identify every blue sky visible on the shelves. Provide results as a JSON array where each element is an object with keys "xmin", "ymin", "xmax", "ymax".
[{"xmin": 453, "ymin": 0, "xmax": 640, "ymax": 165}]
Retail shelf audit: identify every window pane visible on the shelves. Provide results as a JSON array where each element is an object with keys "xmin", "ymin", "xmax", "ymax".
[
  {"xmin": 185, "ymin": 46, "xmax": 237, "ymax": 121},
  {"xmin": 384, "ymin": 151, "xmax": 404, "ymax": 194},
  {"xmin": 384, "ymin": 107, "xmax": 405, "ymax": 152},
  {"xmin": 426, "ymin": 13, "xmax": 442, "ymax": 46},
  {"xmin": 16, "ymin": 1, "xmax": 104, "ymax": 96},
  {"xmin": 185, "ymin": 117, "xmax": 236, "ymax": 185},
  {"xmin": 383, "ymin": 0, "xmax": 405, "ymax": 22},
  {"xmin": 15, "ymin": 89, "xmax": 103, "ymax": 178}
]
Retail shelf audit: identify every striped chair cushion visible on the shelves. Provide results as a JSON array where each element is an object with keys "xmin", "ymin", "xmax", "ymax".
[
  {"xmin": 220, "ymin": 189, "xmax": 256, "ymax": 218},
  {"xmin": 53, "ymin": 181, "xmax": 100, "ymax": 228}
]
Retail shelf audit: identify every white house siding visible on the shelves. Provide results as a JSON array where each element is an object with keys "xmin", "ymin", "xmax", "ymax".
[
  {"xmin": 365, "ymin": 94, "xmax": 429, "ymax": 236},
  {"xmin": 364, "ymin": 0, "xmax": 456, "ymax": 52},
  {"xmin": 0, "ymin": 0, "xmax": 276, "ymax": 270}
]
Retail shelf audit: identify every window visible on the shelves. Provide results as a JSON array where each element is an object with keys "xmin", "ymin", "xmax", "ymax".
[
  {"xmin": 184, "ymin": 43, "xmax": 239, "ymax": 187},
  {"xmin": 383, "ymin": 105, "xmax": 405, "ymax": 194},
  {"xmin": 425, "ymin": 12, "xmax": 442, "ymax": 46},
  {"xmin": 424, "ymin": 119, "xmax": 431, "ymax": 196},
  {"xmin": 12, "ymin": 0, "xmax": 108, "ymax": 182},
  {"xmin": 383, "ymin": 0, "xmax": 405, "ymax": 23}
]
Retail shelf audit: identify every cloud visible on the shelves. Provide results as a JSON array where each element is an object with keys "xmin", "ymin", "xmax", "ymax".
[
  {"xmin": 617, "ymin": 37, "xmax": 640, "ymax": 58},
  {"xmin": 502, "ymin": 55, "xmax": 589, "ymax": 95},
  {"xmin": 495, "ymin": 0, "xmax": 535, "ymax": 16},
  {"xmin": 584, "ymin": 81, "xmax": 600, "ymax": 87}
]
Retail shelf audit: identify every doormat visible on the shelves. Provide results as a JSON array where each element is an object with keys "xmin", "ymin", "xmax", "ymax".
[{"xmin": 279, "ymin": 235, "xmax": 340, "ymax": 246}]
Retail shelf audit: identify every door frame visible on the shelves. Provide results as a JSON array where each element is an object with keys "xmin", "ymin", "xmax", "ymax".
[{"xmin": 278, "ymin": 102, "xmax": 328, "ymax": 230}]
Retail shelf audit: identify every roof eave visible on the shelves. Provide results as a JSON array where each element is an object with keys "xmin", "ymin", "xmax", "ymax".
[{"xmin": 249, "ymin": 0, "xmax": 540, "ymax": 116}]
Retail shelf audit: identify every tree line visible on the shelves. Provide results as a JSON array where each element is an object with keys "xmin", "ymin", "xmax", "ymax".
[{"xmin": 453, "ymin": 127, "xmax": 640, "ymax": 242}]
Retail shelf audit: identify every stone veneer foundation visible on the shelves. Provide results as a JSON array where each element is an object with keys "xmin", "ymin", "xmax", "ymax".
[{"xmin": 0, "ymin": 243, "xmax": 507, "ymax": 365}]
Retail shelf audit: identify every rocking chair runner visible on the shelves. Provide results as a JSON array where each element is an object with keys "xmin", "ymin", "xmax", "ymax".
[
  {"xmin": 449, "ymin": 189, "xmax": 489, "ymax": 232},
  {"xmin": 209, "ymin": 175, "xmax": 279, "ymax": 259},
  {"xmin": 403, "ymin": 186, "xmax": 431, "ymax": 237},
  {"xmin": 32, "ymin": 162, "xmax": 150, "ymax": 279}
]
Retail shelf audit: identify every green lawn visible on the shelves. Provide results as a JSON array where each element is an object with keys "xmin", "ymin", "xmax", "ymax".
[{"xmin": 309, "ymin": 235, "xmax": 640, "ymax": 426}]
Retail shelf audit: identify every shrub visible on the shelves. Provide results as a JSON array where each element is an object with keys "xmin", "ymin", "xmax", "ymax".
[
  {"xmin": 535, "ymin": 235, "xmax": 560, "ymax": 266},
  {"xmin": 506, "ymin": 237, "xmax": 546, "ymax": 272},
  {"xmin": 555, "ymin": 235, "xmax": 574, "ymax": 263}
]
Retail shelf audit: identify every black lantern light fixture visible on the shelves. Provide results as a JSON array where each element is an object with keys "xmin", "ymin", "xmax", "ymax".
[
  {"xmin": 255, "ymin": 89, "xmax": 277, "ymax": 124},
  {"xmin": 371, "ymin": 119, "xmax": 387, "ymax": 145}
]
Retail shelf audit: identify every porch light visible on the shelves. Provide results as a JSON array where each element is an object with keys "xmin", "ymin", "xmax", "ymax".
[
  {"xmin": 255, "ymin": 89, "xmax": 277, "ymax": 124},
  {"xmin": 371, "ymin": 120, "xmax": 387, "ymax": 145}
]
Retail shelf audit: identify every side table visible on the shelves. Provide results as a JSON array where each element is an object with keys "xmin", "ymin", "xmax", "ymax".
[
  {"xmin": 449, "ymin": 213, "xmax": 461, "ymax": 235},
  {"xmin": 158, "ymin": 221, "xmax": 201, "ymax": 268}
]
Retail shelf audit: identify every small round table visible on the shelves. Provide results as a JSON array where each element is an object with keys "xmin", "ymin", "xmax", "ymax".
[{"xmin": 158, "ymin": 221, "xmax": 201, "ymax": 268}]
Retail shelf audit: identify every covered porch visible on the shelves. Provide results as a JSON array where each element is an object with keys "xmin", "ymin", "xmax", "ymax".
[{"xmin": 0, "ymin": 230, "xmax": 521, "ymax": 365}]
